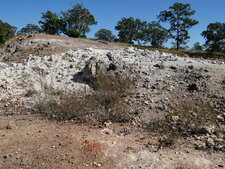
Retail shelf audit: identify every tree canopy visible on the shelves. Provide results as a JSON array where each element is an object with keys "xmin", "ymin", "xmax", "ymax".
[
  {"xmin": 115, "ymin": 18, "xmax": 169, "ymax": 47},
  {"xmin": 115, "ymin": 17, "xmax": 146, "ymax": 44},
  {"xmin": 95, "ymin": 29, "xmax": 116, "ymax": 42},
  {"xmin": 158, "ymin": 2, "xmax": 198, "ymax": 51},
  {"xmin": 202, "ymin": 22, "xmax": 225, "ymax": 54},
  {"xmin": 142, "ymin": 21, "xmax": 169, "ymax": 47},
  {"xmin": 17, "ymin": 24, "xmax": 41, "ymax": 35},
  {"xmin": 0, "ymin": 20, "xmax": 17, "ymax": 44},
  {"xmin": 192, "ymin": 42, "xmax": 204, "ymax": 51},
  {"xmin": 39, "ymin": 11, "xmax": 63, "ymax": 35},
  {"xmin": 62, "ymin": 3, "xmax": 97, "ymax": 37}
]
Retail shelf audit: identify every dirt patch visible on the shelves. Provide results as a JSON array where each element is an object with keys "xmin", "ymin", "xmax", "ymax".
[
  {"xmin": 0, "ymin": 34, "xmax": 125, "ymax": 63},
  {"xmin": 0, "ymin": 114, "xmax": 224, "ymax": 169}
]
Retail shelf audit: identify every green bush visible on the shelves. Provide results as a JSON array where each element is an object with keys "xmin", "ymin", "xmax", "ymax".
[{"xmin": 65, "ymin": 28, "xmax": 81, "ymax": 38}]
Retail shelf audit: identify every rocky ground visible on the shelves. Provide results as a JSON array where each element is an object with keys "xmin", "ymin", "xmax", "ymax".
[{"xmin": 0, "ymin": 35, "xmax": 224, "ymax": 169}]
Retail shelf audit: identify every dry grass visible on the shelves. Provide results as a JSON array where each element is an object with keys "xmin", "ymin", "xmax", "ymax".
[
  {"xmin": 132, "ymin": 44, "xmax": 225, "ymax": 60},
  {"xmin": 146, "ymin": 98, "xmax": 220, "ymax": 146},
  {"xmin": 34, "ymin": 72, "xmax": 135, "ymax": 123}
]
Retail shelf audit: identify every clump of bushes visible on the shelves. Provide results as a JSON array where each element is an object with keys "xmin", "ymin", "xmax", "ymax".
[
  {"xmin": 34, "ymin": 72, "xmax": 135, "ymax": 123},
  {"xmin": 65, "ymin": 28, "xmax": 81, "ymax": 38}
]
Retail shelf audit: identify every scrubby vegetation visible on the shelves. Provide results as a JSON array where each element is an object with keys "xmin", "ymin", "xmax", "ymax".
[
  {"xmin": 34, "ymin": 71, "xmax": 135, "ymax": 123},
  {"xmin": 146, "ymin": 98, "xmax": 220, "ymax": 147}
]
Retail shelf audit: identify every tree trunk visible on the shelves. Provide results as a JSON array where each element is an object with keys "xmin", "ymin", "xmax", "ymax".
[
  {"xmin": 210, "ymin": 42, "xmax": 217, "ymax": 55},
  {"xmin": 176, "ymin": 41, "xmax": 179, "ymax": 51},
  {"xmin": 210, "ymin": 47, "xmax": 213, "ymax": 55},
  {"xmin": 176, "ymin": 26, "xmax": 180, "ymax": 51}
]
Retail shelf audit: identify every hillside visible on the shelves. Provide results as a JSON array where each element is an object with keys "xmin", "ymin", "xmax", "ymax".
[
  {"xmin": 0, "ymin": 34, "xmax": 124, "ymax": 62},
  {"xmin": 0, "ymin": 35, "xmax": 224, "ymax": 169}
]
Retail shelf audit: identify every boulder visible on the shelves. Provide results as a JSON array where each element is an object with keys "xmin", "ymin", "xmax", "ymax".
[{"xmin": 73, "ymin": 56, "xmax": 112, "ymax": 84}]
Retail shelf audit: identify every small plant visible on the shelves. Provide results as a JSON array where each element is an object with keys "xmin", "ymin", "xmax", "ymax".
[
  {"xmin": 44, "ymin": 62, "xmax": 51, "ymax": 68},
  {"xmin": 32, "ymin": 66, "xmax": 46, "ymax": 75},
  {"xmin": 161, "ymin": 84, "xmax": 170, "ymax": 90},
  {"xmin": 81, "ymin": 54, "xmax": 88, "ymax": 58},
  {"xmin": 25, "ymin": 89, "xmax": 37, "ymax": 97}
]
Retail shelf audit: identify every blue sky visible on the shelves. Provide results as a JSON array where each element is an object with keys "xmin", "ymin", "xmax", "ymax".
[{"xmin": 0, "ymin": 0, "xmax": 225, "ymax": 47}]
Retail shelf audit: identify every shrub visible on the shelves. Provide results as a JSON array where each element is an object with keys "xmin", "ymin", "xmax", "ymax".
[
  {"xmin": 35, "ymin": 95, "xmax": 82, "ymax": 121},
  {"xmin": 34, "ymin": 72, "xmax": 135, "ymax": 123},
  {"xmin": 65, "ymin": 28, "xmax": 81, "ymax": 38},
  {"xmin": 167, "ymin": 99, "xmax": 219, "ymax": 134},
  {"xmin": 145, "ymin": 98, "xmax": 219, "ymax": 146}
]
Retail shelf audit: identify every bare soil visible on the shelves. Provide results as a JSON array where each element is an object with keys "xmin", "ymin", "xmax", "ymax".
[
  {"xmin": 0, "ymin": 114, "xmax": 224, "ymax": 169},
  {"xmin": 0, "ymin": 34, "xmax": 124, "ymax": 63}
]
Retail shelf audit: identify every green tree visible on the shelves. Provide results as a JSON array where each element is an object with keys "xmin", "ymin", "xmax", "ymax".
[
  {"xmin": 0, "ymin": 20, "xmax": 17, "ymax": 44},
  {"xmin": 39, "ymin": 11, "xmax": 63, "ymax": 35},
  {"xmin": 17, "ymin": 24, "xmax": 41, "ymax": 35},
  {"xmin": 158, "ymin": 2, "xmax": 198, "ymax": 51},
  {"xmin": 64, "ymin": 28, "xmax": 81, "ymax": 38},
  {"xmin": 115, "ymin": 17, "xmax": 146, "ymax": 43},
  {"xmin": 62, "ymin": 3, "xmax": 97, "ymax": 37},
  {"xmin": 95, "ymin": 29, "xmax": 116, "ymax": 42},
  {"xmin": 201, "ymin": 22, "xmax": 225, "ymax": 55},
  {"xmin": 192, "ymin": 42, "xmax": 204, "ymax": 51},
  {"xmin": 143, "ymin": 21, "xmax": 169, "ymax": 47},
  {"xmin": 221, "ymin": 44, "xmax": 225, "ymax": 53}
]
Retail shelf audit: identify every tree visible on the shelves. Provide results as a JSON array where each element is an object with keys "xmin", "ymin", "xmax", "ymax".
[
  {"xmin": 221, "ymin": 44, "xmax": 225, "ymax": 53},
  {"xmin": 143, "ymin": 21, "xmax": 169, "ymax": 47},
  {"xmin": 158, "ymin": 2, "xmax": 198, "ymax": 51},
  {"xmin": 95, "ymin": 29, "xmax": 116, "ymax": 42},
  {"xmin": 17, "ymin": 24, "xmax": 41, "ymax": 35},
  {"xmin": 201, "ymin": 22, "xmax": 225, "ymax": 55},
  {"xmin": 192, "ymin": 42, "xmax": 204, "ymax": 51},
  {"xmin": 0, "ymin": 20, "xmax": 17, "ymax": 44},
  {"xmin": 115, "ymin": 17, "xmax": 146, "ymax": 43},
  {"xmin": 62, "ymin": 3, "xmax": 97, "ymax": 37},
  {"xmin": 39, "ymin": 11, "xmax": 63, "ymax": 35},
  {"xmin": 64, "ymin": 28, "xmax": 81, "ymax": 38}
]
